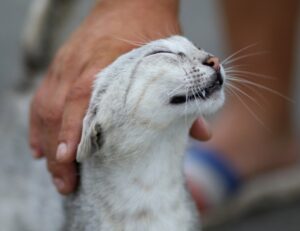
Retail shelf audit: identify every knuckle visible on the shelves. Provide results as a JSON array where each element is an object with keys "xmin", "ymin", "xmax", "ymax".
[
  {"xmin": 63, "ymin": 53, "xmax": 75, "ymax": 69},
  {"xmin": 48, "ymin": 47, "xmax": 70, "ymax": 80},
  {"xmin": 41, "ymin": 104, "xmax": 63, "ymax": 125},
  {"xmin": 44, "ymin": 111, "xmax": 61, "ymax": 124},
  {"xmin": 66, "ymin": 83, "xmax": 91, "ymax": 102},
  {"xmin": 46, "ymin": 64, "xmax": 59, "ymax": 80},
  {"xmin": 56, "ymin": 46, "xmax": 75, "ymax": 67},
  {"xmin": 31, "ymin": 89, "xmax": 64, "ymax": 126},
  {"xmin": 60, "ymin": 123, "xmax": 81, "ymax": 144},
  {"xmin": 60, "ymin": 122, "xmax": 76, "ymax": 135},
  {"xmin": 55, "ymin": 46, "xmax": 68, "ymax": 62}
]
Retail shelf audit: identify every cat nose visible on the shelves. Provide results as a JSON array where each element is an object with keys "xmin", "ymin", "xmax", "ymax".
[{"xmin": 203, "ymin": 56, "xmax": 220, "ymax": 72}]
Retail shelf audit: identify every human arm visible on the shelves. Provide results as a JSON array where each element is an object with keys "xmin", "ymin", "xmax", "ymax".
[{"xmin": 29, "ymin": 0, "xmax": 210, "ymax": 194}]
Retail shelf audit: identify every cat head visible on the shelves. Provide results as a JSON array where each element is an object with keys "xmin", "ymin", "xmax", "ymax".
[{"xmin": 77, "ymin": 36, "xmax": 225, "ymax": 161}]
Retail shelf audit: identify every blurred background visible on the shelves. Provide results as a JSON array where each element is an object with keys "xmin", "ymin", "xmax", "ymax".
[{"xmin": 0, "ymin": 0, "xmax": 299, "ymax": 230}]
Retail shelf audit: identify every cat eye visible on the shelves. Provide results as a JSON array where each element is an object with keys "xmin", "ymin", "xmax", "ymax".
[
  {"xmin": 146, "ymin": 50, "xmax": 186, "ymax": 58},
  {"xmin": 146, "ymin": 50, "xmax": 175, "ymax": 56}
]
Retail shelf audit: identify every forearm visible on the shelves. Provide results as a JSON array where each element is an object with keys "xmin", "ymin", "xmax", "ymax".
[
  {"xmin": 95, "ymin": 0, "xmax": 179, "ymax": 14},
  {"xmin": 89, "ymin": 0, "xmax": 181, "ymax": 40}
]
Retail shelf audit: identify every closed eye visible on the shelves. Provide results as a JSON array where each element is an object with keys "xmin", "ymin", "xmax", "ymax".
[{"xmin": 146, "ymin": 50, "xmax": 176, "ymax": 56}]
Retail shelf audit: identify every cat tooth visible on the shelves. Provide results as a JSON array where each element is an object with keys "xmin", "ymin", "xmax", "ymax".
[{"xmin": 202, "ymin": 90, "xmax": 206, "ymax": 98}]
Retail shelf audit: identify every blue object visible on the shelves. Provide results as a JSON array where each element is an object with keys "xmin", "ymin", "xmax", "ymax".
[{"xmin": 186, "ymin": 144, "xmax": 242, "ymax": 195}]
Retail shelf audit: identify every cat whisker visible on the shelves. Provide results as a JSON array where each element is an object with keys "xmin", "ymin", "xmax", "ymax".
[
  {"xmin": 191, "ymin": 87, "xmax": 201, "ymax": 113},
  {"xmin": 223, "ymin": 64, "xmax": 249, "ymax": 71},
  {"xmin": 223, "ymin": 51, "xmax": 268, "ymax": 66},
  {"xmin": 132, "ymin": 32, "xmax": 153, "ymax": 45},
  {"xmin": 164, "ymin": 22, "xmax": 180, "ymax": 37},
  {"xmin": 113, "ymin": 36, "xmax": 146, "ymax": 47},
  {"xmin": 226, "ymin": 76, "xmax": 294, "ymax": 103},
  {"xmin": 221, "ymin": 43, "xmax": 259, "ymax": 65},
  {"xmin": 225, "ymin": 82, "xmax": 265, "ymax": 111},
  {"xmin": 226, "ymin": 86, "xmax": 269, "ymax": 131},
  {"xmin": 225, "ymin": 70, "xmax": 275, "ymax": 80},
  {"xmin": 167, "ymin": 84, "xmax": 185, "ymax": 96},
  {"xmin": 184, "ymin": 85, "xmax": 188, "ymax": 126},
  {"xmin": 230, "ymin": 80, "xmax": 269, "ymax": 106}
]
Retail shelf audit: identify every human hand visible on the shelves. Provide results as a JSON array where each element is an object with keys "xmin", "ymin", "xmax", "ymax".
[{"xmin": 29, "ymin": 0, "xmax": 210, "ymax": 195}]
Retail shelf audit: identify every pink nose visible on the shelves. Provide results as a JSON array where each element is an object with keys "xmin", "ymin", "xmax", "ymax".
[{"xmin": 203, "ymin": 56, "xmax": 220, "ymax": 72}]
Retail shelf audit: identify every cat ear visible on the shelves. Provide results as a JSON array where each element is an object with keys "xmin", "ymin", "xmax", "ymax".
[
  {"xmin": 76, "ymin": 70, "xmax": 112, "ymax": 162},
  {"xmin": 76, "ymin": 112, "xmax": 104, "ymax": 162}
]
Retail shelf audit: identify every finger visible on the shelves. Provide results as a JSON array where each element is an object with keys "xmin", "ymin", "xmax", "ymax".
[
  {"xmin": 39, "ymin": 99, "xmax": 78, "ymax": 195},
  {"xmin": 29, "ymin": 98, "xmax": 44, "ymax": 158},
  {"xmin": 47, "ymin": 160, "xmax": 78, "ymax": 195},
  {"xmin": 56, "ymin": 72, "xmax": 96, "ymax": 163},
  {"xmin": 190, "ymin": 118, "xmax": 212, "ymax": 141}
]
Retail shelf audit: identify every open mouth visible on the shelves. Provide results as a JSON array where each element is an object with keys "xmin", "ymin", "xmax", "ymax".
[{"xmin": 170, "ymin": 73, "xmax": 224, "ymax": 105}]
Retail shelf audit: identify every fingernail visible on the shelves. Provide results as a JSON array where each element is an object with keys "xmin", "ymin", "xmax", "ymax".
[
  {"xmin": 56, "ymin": 143, "xmax": 68, "ymax": 162},
  {"xmin": 53, "ymin": 178, "xmax": 65, "ymax": 191}
]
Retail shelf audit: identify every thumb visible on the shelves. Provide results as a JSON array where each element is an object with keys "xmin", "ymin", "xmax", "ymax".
[{"xmin": 190, "ymin": 118, "xmax": 212, "ymax": 141}]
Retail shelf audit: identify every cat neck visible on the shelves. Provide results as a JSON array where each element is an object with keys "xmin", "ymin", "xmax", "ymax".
[{"xmin": 75, "ymin": 119, "xmax": 199, "ymax": 230}]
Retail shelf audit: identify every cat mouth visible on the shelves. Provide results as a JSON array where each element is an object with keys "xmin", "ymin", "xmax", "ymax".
[{"xmin": 170, "ymin": 73, "xmax": 224, "ymax": 105}]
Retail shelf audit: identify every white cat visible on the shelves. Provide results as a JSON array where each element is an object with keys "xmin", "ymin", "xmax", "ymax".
[{"xmin": 63, "ymin": 36, "xmax": 225, "ymax": 231}]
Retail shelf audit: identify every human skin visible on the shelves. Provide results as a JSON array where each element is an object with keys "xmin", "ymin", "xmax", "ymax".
[
  {"xmin": 29, "ymin": 0, "xmax": 211, "ymax": 194},
  {"xmin": 208, "ymin": 0, "xmax": 300, "ymax": 178}
]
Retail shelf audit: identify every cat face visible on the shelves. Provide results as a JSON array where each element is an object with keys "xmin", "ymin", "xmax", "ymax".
[
  {"xmin": 77, "ymin": 36, "xmax": 225, "ymax": 161},
  {"xmin": 124, "ymin": 36, "xmax": 225, "ymax": 124}
]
